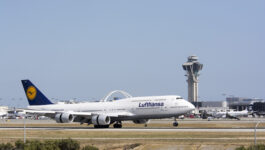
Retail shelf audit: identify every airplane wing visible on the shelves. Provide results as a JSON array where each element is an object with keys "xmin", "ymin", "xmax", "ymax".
[
  {"xmin": 25, "ymin": 109, "xmax": 134, "ymax": 119},
  {"xmin": 25, "ymin": 110, "xmax": 58, "ymax": 118},
  {"xmin": 91, "ymin": 111, "xmax": 135, "ymax": 117}
]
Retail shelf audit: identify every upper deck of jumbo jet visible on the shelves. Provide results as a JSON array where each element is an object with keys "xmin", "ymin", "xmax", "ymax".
[
  {"xmin": 122, "ymin": 95, "xmax": 184, "ymax": 101},
  {"xmin": 27, "ymin": 95, "xmax": 185, "ymax": 108}
]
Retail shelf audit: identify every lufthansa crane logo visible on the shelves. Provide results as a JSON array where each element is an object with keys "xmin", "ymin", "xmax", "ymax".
[{"xmin": 27, "ymin": 86, "xmax": 37, "ymax": 100}]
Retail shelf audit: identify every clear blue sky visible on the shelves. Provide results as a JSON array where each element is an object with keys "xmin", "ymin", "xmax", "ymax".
[{"xmin": 0, "ymin": 1, "xmax": 264, "ymax": 107}]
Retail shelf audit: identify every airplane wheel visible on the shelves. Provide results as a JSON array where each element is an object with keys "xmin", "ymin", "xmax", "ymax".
[
  {"xmin": 173, "ymin": 122, "xmax": 178, "ymax": 127},
  {"xmin": 94, "ymin": 125, "xmax": 109, "ymax": 128},
  {"xmin": 113, "ymin": 123, "xmax": 122, "ymax": 128}
]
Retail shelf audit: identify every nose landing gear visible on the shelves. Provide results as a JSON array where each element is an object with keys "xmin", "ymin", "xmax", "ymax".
[
  {"xmin": 173, "ymin": 117, "xmax": 179, "ymax": 127},
  {"xmin": 173, "ymin": 121, "xmax": 179, "ymax": 127}
]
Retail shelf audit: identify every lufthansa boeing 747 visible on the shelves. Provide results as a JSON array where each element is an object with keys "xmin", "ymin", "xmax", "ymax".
[{"xmin": 21, "ymin": 80, "xmax": 195, "ymax": 128}]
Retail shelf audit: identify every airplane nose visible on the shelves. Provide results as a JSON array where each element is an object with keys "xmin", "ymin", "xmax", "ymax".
[
  {"xmin": 190, "ymin": 103, "xmax": 195, "ymax": 110},
  {"xmin": 186, "ymin": 101, "xmax": 195, "ymax": 111}
]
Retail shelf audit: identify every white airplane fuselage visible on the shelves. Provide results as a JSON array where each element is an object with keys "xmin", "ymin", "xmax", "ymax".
[{"xmin": 28, "ymin": 95, "xmax": 195, "ymax": 121}]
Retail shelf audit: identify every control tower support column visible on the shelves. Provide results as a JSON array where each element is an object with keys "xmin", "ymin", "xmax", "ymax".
[{"xmin": 182, "ymin": 55, "xmax": 203, "ymax": 103}]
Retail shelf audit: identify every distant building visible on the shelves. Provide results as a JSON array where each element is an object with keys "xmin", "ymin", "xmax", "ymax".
[
  {"xmin": 201, "ymin": 101, "xmax": 223, "ymax": 107},
  {"xmin": 192, "ymin": 101, "xmax": 224, "ymax": 108},
  {"xmin": 226, "ymin": 97, "xmax": 264, "ymax": 111}
]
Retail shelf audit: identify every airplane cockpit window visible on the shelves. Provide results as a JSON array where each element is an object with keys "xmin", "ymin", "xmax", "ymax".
[{"xmin": 176, "ymin": 97, "xmax": 183, "ymax": 100}]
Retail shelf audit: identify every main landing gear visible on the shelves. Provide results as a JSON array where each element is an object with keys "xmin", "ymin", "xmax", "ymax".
[
  {"xmin": 113, "ymin": 121, "xmax": 122, "ymax": 128},
  {"xmin": 94, "ymin": 125, "xmax": 110, "ymax": 128},
  {"xmin": 173, "ymin": 117, "xmax": 178, "ymax": 127}
]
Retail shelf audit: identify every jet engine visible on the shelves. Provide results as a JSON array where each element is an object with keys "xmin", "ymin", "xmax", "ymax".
[
  {"xmin": 91, "ymin": 115, "xmax": 111, "ymax": 125},
  {"xmin": 55, "ymin": 113, "xmax": 74, "ymax": 123},
  {"xmin": 133, "ymin": 119, "xmax": 149, "ymax": 124}
]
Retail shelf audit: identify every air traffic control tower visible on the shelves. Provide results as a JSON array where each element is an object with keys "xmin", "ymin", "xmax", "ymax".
[{"xmin": 182, "ymin": 55, "xmax": 203, "ymax": 103}]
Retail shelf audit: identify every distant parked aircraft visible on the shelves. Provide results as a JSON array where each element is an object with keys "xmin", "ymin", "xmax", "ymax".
[
  {"xmin": 206, "ymin": 109, "xmax": 249, "ymax": 120},
  {"xmin": 0, "ymin": 106, "xmax": 8, "ymax": 119}
]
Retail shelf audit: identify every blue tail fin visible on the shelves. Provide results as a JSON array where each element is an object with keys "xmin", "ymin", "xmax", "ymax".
[{"xmin": 21, "ymin": 80, "xmax": 53, "ymax": 105}]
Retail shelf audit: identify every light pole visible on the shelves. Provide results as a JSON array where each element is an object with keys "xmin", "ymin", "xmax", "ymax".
[
  {"xmin": 254, "ymin": 121, "xmax": 264, "ymax": 145},
  {"xmin": 23, "ymin": 114, "xmax": 26, "ymax": 143}
]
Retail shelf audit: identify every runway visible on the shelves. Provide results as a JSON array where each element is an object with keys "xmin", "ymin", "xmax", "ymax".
[
  {"xmin": 1, "ymin": 123, "xmax": 265, "ymax": 150},
  {"xmin": 2, "ymin": 118, "xmax": 265, "ymax": 124},
  {"xmin": 0, "ymin": 127, "xmax": 264, "ymax": 132},
  {"xmin": 1, "ymin": 118, "xmax": 265, "ymax": 133}
]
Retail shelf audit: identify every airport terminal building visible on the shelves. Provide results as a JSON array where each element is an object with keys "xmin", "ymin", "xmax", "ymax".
[{"xmin": 226, "ymin": 97, "xmax": 265, "ymax": 111}]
